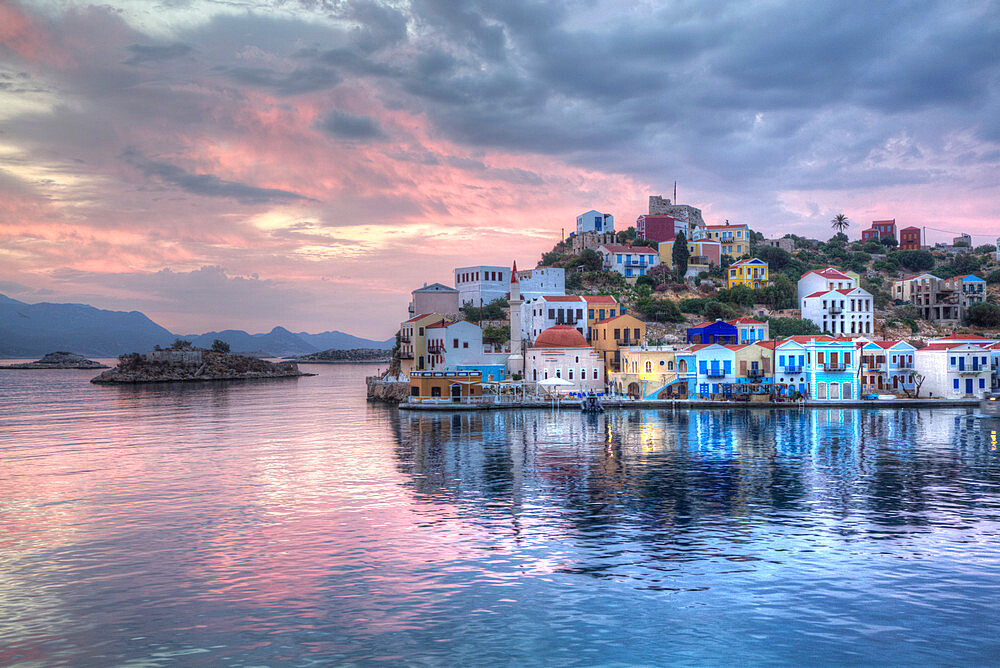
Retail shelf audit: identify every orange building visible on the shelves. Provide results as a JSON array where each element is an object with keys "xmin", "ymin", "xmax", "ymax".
[{"xmin": 899, "ymin": 226, "xmax": 921, "ymax": 250}]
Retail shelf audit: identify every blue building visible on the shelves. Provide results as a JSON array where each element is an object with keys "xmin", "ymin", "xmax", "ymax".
[{"xmin": 686, "ymin": 320, "xmax": 738, "ymax": 345}]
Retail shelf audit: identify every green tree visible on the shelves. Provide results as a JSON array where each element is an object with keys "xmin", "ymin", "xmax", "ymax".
[
  {"xmin": 672, "ymin": 231, "xmax": 689, "ymax": 281},
  {"xmin": 756, "ymin": 245, "xmax": 791, "ymax": 270},
  {"xmin": 633, "ymin": 296, "xmax": 685, "ymax": 323},
  {"xmin": 171, "ymin": 339, "xmax": 192, "ymax": 349},
  {"xmin": 967, "ymin": 302, "xmax": 1000, "ymax": 328},
  {"xmin": 576, "ymin": 248, "xmax": 603, "ymax": 271},
  {"xmin": 880, "ymin": 236, "xmax": 899, "ymax": 248},
  {"xmin": 211, "ymin": 339, "xmax": 230, "ymax": 353},
  {"xmin": 757, "ymin": 273, "xmax": 796, "ymax": 309},
  {"xmin": 635, "ymin": 274, "xmax": 658, "ymax": 289},
  {"xmin": 830, "ymin": 213, "xmax": 850, "ymax": 235},
  {"xmin": 482, "ymin": 325, "xmax": 510, "ymax": 347},
  {"xmin": 616, "ymin": 227, "xmax": 639, "ymax": 244},
  {"xmin": 765, "ymin": 316, "xmax": 822, "ymax": 338},
  {"xmin": 890, "ymin": 250, "xmax": 935, "ymax": 272}
]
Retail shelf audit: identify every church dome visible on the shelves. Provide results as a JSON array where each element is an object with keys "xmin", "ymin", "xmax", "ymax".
[{"xmin": 532, "ymin": 325, "xmax": 588, "ymax": 348}]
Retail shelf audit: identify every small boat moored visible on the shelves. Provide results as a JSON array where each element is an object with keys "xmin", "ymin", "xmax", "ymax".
[{"xmin": 580, "ymin": 393, "xmax": 604, "ymax": 413}]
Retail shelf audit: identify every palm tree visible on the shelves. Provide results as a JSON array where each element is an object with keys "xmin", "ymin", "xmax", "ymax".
[{"xmin": 830, "ymin": 213, "xmax": 850, "ymax": 235}]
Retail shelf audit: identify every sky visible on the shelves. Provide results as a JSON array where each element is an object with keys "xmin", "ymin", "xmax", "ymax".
[{"xmin": 1, "ymin": 0, "xmax": 998, "ymax": 337}]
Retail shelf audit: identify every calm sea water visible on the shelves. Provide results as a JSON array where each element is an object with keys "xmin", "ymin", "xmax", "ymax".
[{"xmin": 2, "ymin": 362, "xmax": 1000, "ymax": 666}]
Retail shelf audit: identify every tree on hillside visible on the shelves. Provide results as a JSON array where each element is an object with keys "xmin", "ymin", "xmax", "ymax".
[
  {"xmin": 890, "ymin": 250, "xmax": 935, "ymax": 272},
  {"xmin": 576, "ymin": 248, "xmax": 603, "ymax": 271},
  {"xmin": 616, "ymin": 227, "xmax": 639, "ymax": 244},
  {"xmin": 756, "ymin": 245, "xmax": 791, "ymax": 269},
  {"xmin": 968, "ymin": 302, "xmax": 1000, "ymax": 328},
  {"xmin": 171, "ymin": 339, "xmax": 192, "ymax": 349},
  {"xmin": 672, "ymin": 231, "xmax": 689, "ymax": 281},
  {"xmin": 831, "ymin": 213, "xmax": 850, "ymax": 235},
  {"xmin": 211, "ymin": 339, "xmax": 230, "ymax": 353}
]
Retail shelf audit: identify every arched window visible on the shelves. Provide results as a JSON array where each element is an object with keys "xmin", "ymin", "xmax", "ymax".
[
  {"xmin": 678, "ymin": 360, "xmax": 687, "ymax": 373},
  {"xmin": 645, "ymin": 361, "xmax": 652, "ymax": 373},
  {"xmin": 667, "ymin": 361, "xmax": 674, "ymax": 370}
]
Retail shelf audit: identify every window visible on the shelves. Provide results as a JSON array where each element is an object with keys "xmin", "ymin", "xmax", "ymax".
[
  {"xmin": 614, "ymin": 328, "xmax": 621, "ymax": 339},
  {"xmin": 593, "ymin": 368, "xmax": 599, "ymax": 379},
  {"xmin": 589, "ymin": 309, "xmax": 595, "ymax": 319},
  {"xmin": 463, "ymin": 342, "xmax": 468, "ymax": 348},
  {"xmin": 453, "ymin": 338, "xmax": 459, "ymax": 348},
  {"xmin": 568, "ymin": 369, "xmax": 574, "ymax": 380},
  {"xmin": 645, "ymin": 361, "xmax": 652, "ymax": 373},
  {"xmin": 634, "ymin": 328, "xmax": 640, "ymax": 341},
  {"xmin": 418, "ymin": 327, "xmax": 424, "ymax": 336},
  {"xmin": 548, "ymin": 309, "xmax": 555, "ymax": 320}
]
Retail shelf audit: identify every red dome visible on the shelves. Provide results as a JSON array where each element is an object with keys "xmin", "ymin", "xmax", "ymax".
[{"xmin": 532, "ymin": 325, "xmax": 589, "ymax": 348}]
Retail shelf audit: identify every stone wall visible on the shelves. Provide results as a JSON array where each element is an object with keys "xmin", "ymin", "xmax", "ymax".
[
  {"xmin": 145, "ymin": 350, "xmax": 204, "ymax": 364},
  {"xmin": 366, "ymin": 376, "xmax": 409, "ymax": 403},
  {"xmin": 648, "ymin": 195, "xmax": 706, "ymax": 228}
]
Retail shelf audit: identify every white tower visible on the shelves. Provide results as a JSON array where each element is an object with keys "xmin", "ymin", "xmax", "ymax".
[{"xmin": 507, "ymin": 260, "xmax": 524, "ymax": 377}]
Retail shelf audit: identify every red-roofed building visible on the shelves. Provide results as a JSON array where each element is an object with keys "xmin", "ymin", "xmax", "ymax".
[
  {"xmin": 399, "ymin": 313, "xmax": 446, "ymax": 375},
  {"xmin": 801, "ymin": 287, "xmax": 874, "ymax": 336},
  {"xmin": 636, "ymin": 214, "xmax": 682, "ymax": 242},
  {"xmin": 525, "ymin": 326, "xmax": 606, "ymax": 392},
  {"xmin": 914, "ymin": 341, "xmax": 991, "ymax": 398},
  {"xmin": 726, "ymin": 317, "xmax": 769, "ymax": 344},
  {"xmin": 797, "ymin": 267, "xmax": 858, "ymax": 305},
  {"xmin": 524, "ymin": 295, "xmax": 587, "ymax": 343},
  {"xmin": 703, "ymin": 221, "xmax": 751, "ymax": 258},
  {"xmin": 861, "ymin": 219, "xmax": 897, "ymax": 242},
  {"xmin": 582, "ymin": 295, "xmax": 620, "ymax": 339}
]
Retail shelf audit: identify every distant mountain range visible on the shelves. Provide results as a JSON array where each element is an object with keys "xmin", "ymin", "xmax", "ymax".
[{"xmin": 0, "ymin": 293, "xmax": 394, "ymax": 357}]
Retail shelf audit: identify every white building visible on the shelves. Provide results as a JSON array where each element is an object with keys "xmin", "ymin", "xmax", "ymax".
[
  {"xmin": 424, "ymin": 320, "xmax": 507, "ymax": 371},
  {"xmin": 801, "ymin": 287, "xmax": 874, "ymax": 336},
  {"xmin": 525, "ymin": 326, "xmax": 605, "ymax": 393},
  {"xmin": 454, "ymin": 265, "xmax": 509, "ymax": 308},
  {"xmin": 798, "ymin": 267, "xmax": 857, "ymax": 305},
  {"xmin": 523, "ymin": 295, "xmax": 587, "ymax": 343},
  {"xmin": 727, "ymin": 318, "xmax": 769, "ymax": 344},
  {"xmin": 517, "ymin": 267, "xmax": 565, "ymax": 301},
  {"xmin": 597, "ymin": 244, "xmax": 660, "ymax": 279},
  {"xmin": 913, "ymin": 342, "xmax": 991, "ymax": 399},
  {"xmin": 576, "ymin": 210, "xmax": 614, "ymax": 235}
]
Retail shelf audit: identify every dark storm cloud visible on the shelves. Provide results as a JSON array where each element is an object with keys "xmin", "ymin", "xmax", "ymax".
[
  {"xmin": 124, "ymin": 43, "xmax": 193, "ymax": 65},
  {"xmin": 317, "ymin": 110, "xmax": 384, "ymax": 139},
  {"xmin": 224, "ymin": 66, "xmax": 341, "ymax": 95},
  {"xmin": 122, "ymin": 148, "xmax": 312, "ymax": 204}
]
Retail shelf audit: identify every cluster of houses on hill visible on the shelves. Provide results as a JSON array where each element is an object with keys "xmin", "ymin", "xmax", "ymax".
[{"xmin": 393, "ymin": 196, "xmax": 998, "ymax": 404}]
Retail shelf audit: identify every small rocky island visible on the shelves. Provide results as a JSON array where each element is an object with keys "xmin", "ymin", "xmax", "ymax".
[
  {"xmin": 91, "ymin": 345, "xmax": 314, "ymax": 384},
  {"xmin": 1, "ymin": 352, "xmax": 110, "ymax": 369},
  {"xmin": 294, "ymin": 348, "xmax": 392, "ymax": 363}
]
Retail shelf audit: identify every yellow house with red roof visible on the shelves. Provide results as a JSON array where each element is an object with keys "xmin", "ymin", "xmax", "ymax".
[
  {"xmin": 727, "ymin": 258, "xmax": 768, "ymax": 289},
  {"xmin": 591, "ymin": 313, "xmax": 646, "ymax": 373},
  {"xmin": 582, "ymin": 295, "xmax": 619, "ymax": 341}
]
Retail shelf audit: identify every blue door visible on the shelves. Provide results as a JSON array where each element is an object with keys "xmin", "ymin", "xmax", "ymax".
[
  {"xmin": 966, "ymin": 378, "xmax": 973, "ymax": 395},
  {"xmin": 959, "ymin": 357, "xmax": 965, "ymax": 371}
]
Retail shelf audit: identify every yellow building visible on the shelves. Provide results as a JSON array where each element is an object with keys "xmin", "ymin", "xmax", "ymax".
[
  {"xmin": 399, "ymin": 313, "xmax": 445, "ymax": 375},
  {"xmin": 727, "ymin": 258, "xmax": 769, "ymax": 289},
  {"xmin": 590, "ymin": 313, "xmax": 646, "ymax": 373},
  {"xmin": 407, "ymin": 370, "xmax": 483, "ymax": 403},
  {"xmin": 659, "ymin": 238, "xmax": 722, "ymax": 278},
  {"xmin": 611, "ymin": 346, "xmax": 693, "ymax": 399},
  {"xmin": 704, "ymin": 222, "xmax": 751, "ymax": 258},
  {"xmin": 582, "ymin": 295, "xmax": 619, "ymax": 341}
]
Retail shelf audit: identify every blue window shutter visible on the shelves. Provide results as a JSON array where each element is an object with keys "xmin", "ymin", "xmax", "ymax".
[
  {"xmin": 724, "ymin": 361, "xmax": 731, "ymax": 374},
  {"xmin": 954, "ymin": 379, "xmax": 960, "ymax": 389},
  {"xmin": 699, "ymin": 361, "xmax": 707, "ymax": 374},
  {"xmin": 779, "ymin": 355, "xmax": 785, "ymax": 366}
]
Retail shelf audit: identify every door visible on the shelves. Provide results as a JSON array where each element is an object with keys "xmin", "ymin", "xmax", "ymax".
[
  {"xmin": 966, "ymin": 378, "xmax": 973, "ymax": 395},
  {"xmin": 451, "ymin": 383, "xmax": 462, "ymax": 403},
  {"xmin": 959, "ymin": 356, "xmax": 965, "ymax": 371}
]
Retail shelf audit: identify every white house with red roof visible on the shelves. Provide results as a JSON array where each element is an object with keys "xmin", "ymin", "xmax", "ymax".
[
  {"xmin": 525, "ymin": 325, "xmax": 605, "ymax": 393},
  {"xmin": 801, "ymin": 286, "xmax": 874, "ymax": 336},
  {"xmin": 854, "ymin": 339, "xmax": 917, "ymax": 394},
  {"xmin": 597, "ymin": 243, "xmax": 660, "ymax": 279},
  {"xmin": 914, "ymin": 342, "xmax": 991, "ymax": 398},
  {"xmin": 727, "ymin": 317, "xmax": 769, "ymax": 344},
  {"xmin": 797, "ymin": 267, "xmax": 857, "ymax": 304},
  {"xmin": 523, "ymin": 295, "xmax": 588, "ymax": 343}
]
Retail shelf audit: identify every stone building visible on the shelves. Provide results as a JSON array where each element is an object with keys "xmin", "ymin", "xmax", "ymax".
[{"xmin": 409, "ymin": 283, "xmax": 460, "ymax": 318}]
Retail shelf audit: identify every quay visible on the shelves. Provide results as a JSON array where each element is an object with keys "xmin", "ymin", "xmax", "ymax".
[{"xmin": 399, "ymin": 396, "xmax": 980, "ymax": 411}]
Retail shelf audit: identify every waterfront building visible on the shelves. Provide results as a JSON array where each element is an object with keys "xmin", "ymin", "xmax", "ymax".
[
  {"xmin": 591, "ymin": 313, "xmax": 646, "ymax": 373},
  {"xmin": 524, "ymin": 326, "xmax": 605, "ymax": 393},
  {"xmin": 399, "ymin": 313, "xmax": 446, "ymax": 375},
  {"xmin": 798, "ymin": 268, "xmax": 857, "ymax": 304},
  {"xmin": 899, "ymin": 226, "xmax": 921, "ymax": 250},
  {"xmin": 728, "ymin": 317, "xmax": 769, "ymax": 344},
  {"xmin": 943, "ymin": 274, "xmax": 987, "ymax": 309},
  {"xmin": 409, "ymin": 283, "xmax": 460, "ymax": 318},
  {"xmin": 703, "ymin": 222, "xmax": 751, "ymax": 258},
  {"xmin": 861, "ymin": 219, "xmax": 897, "ymax": 242},
  {"xmin": 855, "ymin": 339, "xmax": 917, "ymax": 394},
  {"xmin": 597, "ymin": 244, "xmax": 660, "ymax": 279},
  {"xmin": 727, "ymin": 258, "xmax": 769, "ymax": 289},
  {"xmin": 801, "ymin": 287, "xmax": 874, "ymax": 336},
  {"xmin": 524, "ymin": 295, "xmax": 587, "ymax": 342},
  {"xmin": 454, "ymin": 266, "xmax": 509, "ymax": 308},
  {"xmin": 774, "ymin": 338, "xmax": 810, "ymax": 396},
  {"xmin": 892, "ymin": 274, "xmax": 961, "ymax": 322},
  {"xmin": 659, "ymin": 238, "xmax": 721, "ymax": 278},
  {"xmin": 732, "ymin": 342, "xmax": 774, "ymax": 386},
  {"xmin": 424, "ymin": 320, "xmax": 508, "ymax": 376},
  {"xmin": 408, "ymin": 370, "xmax": 483, "ymax": 403},
  {"xmin": 774, "ymin": 336, "xmax": 859, "ymax": 400},
  {"xmin": 576, "ymin": 210, "xmax": 614, "ymax": 235},
  {"xmin": 686, "ymin": 320, "xmax": 738, "ymax": 345},
  {"xmin": 582, "ymin": 295, "xmax": 620, "ymax": 341},
  {"xmin": 612, "ymin": 346, "xmax": 693, "ymax": 399},
  {"xmin": 689, "ymin": 343, "xmax": 737, "ymax": 398},
  {"xmin": 913, "ymin": 342, "xmax": 991, "ymax": 398}
]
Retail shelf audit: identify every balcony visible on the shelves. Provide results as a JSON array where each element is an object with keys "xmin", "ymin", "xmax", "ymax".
[
  {"xmin": 427, "ymin": 343, "xmax": 445, "ymax": 354},
  {"xmin": 862, "ymin": 361, "xmax": 886, "ymax": 371},
  {"xmin": 400, "ymin": 335, "xmax": 411, "ymax": 343},
  {"xmin": 954, "ymin": 367, "xmax": 983, "ymax": 375},
  {"xmin": 823, "ymin": 363, "xmax": 848, "ymax": 372},
  {"xmin": 783, "ymin": 365, "xmax": 803, "ymax": 373},
  {"xmin": 746, "ymin": 368, "xmax": 766, "ymax": 378},
  {"xmin": 827, "ymin": 305, "xmax": 843, "ymax": 314},
  {"xmin": 704, "ymin": 369, "xmax": 727, "ymax": 378},
  {"xmin": 896, "ymin": 361, "xmax": 913, "ymax": 369},
  {"xmin": 398, "ymin": 350, "xmax": 414, "ymax": 359}
]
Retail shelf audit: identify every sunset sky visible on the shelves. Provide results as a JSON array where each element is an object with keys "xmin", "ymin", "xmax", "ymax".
[{"xmin": 1, "ymin": 0, "xmax": 998, "ymax": 337}]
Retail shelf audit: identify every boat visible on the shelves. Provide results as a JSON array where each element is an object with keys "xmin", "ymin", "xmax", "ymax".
[
  {"xmin": 979, "ymin": 392, "xmax": 1000, "ymax": 418},
  {"xmin": 580, "ymin": 393, "xmax": 604, "ymax": 413}
]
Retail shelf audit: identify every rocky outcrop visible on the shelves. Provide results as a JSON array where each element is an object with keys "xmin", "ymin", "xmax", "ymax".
[
  {"xmin": 1, "ymin": 352, "xmax": 110, "ymax": 369},
  {"xmin": 296, "ymin": 348, "xmax": 392, "ymax": 363},
  {"xmin": 366, "ymin": 375, "xmax": 409, "ymax": 403},
  {"xmin": 91, "ymin": 349, "xmax": 313, "ymax": 384}
]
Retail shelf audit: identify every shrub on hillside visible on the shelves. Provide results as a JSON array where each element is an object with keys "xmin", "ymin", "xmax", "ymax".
[
  {"xmin": 889, "ymin": 249, "xmax": 935, "ymax": 272},
  {"xmin": 765, "ymin": 317, "xmax": 822, "ymax": 338},
  {"xmin": 633, "ymin": 296, "xmax": 685, "ymax": 323},
  {"xmin": 968, "ymin": 303, "xmax": 1000, "ymax": 328}
]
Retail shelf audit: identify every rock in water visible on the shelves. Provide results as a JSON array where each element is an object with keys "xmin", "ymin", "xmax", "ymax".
[
  {"xmin": 0, "ymin": 352, "xmax": 110, "ymax": 369},
  {"xmin": 90, "ymin": 349, "xmax": 315, "ymax": 384}
]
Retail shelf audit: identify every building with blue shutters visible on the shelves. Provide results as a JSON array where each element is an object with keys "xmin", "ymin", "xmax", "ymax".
[
  {"xmin": 690, "ymin": 343, "xmax": 736, "ymax": 398},
  {"xmin": 686, "ymin": 319, "xmax": 738, "ymax": 345}
]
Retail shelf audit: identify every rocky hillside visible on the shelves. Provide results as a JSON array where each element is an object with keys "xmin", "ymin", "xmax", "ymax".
[
  {"xmin": 91, "ymin": 350, "xmax": 312, "ymax": 384},
  {"xmin": 1, "ymin": 352, "xmax": 109, "ymax": 369},
  {"xmin": 295, "ymin": 348, "xmax": 392, "ymax": 362}
]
